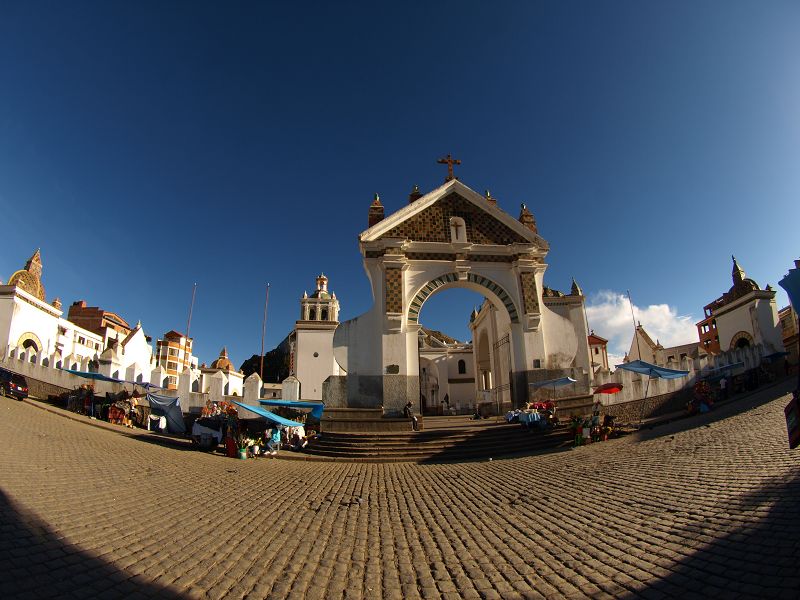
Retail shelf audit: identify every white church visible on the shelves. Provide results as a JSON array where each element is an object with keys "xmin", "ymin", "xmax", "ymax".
[{"xmin": 283, "ymin": 165, "xmax": 595, "ymax": 415}]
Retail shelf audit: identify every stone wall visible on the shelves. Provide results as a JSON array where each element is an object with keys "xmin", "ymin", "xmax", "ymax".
[
  {"xmin": 594, "ymin": 343, "xmax": 768, "ymax": 407},
  {"xmin": 322, "ymin": 375, "xmax": 348, "ymax": 408},
  {"xmin": 601, "ymin": 390, "xmax": 692, "ymax": 424}
]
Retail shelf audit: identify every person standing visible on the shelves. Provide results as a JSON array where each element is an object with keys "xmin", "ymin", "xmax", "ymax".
[{"xmin": 720, "ymin": 376, "xmax": 728, "ymax": 401}]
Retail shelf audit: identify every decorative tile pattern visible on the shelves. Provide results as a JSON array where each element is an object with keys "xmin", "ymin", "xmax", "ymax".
[
  {"xmin": 381, "ymin": 193, "xmax": 529, "ymax": 245},
  {"xmin": 406, "ymin": 252, "xmax": 456, "ymax": 261},
  {"xmin": 469, "ymin": 255, "xmax": 515, "ymax": 263},
  {"xmin": 519, "ymin": 272, "xmax": 540, "ymax": 314},
  {"xmin": 407, "ymin": 272, "xmax": 519, "ymax": 324},
  {"xmin": 384, "ymin": 268, "xmax": 403, "ymax": 314}
]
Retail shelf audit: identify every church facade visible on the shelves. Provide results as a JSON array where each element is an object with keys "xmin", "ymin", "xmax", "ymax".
[
  {"xmin": 332, "ymin": 174, "xmax": 592, "ymax": 415},
  {"xmin": 696, "ymin": 256, "xmax": 782, "ymax": 355}
]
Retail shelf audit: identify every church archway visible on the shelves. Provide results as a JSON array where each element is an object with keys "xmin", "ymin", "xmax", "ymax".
[
  {"xmin": 414, "ymin": 282, "xmax": 517, "ymax": 414},
  {"xmin": 407, "ymin": 272, "xmax": 519, "ymax": 325},
  {"xmin": 17, "ymin": 333, "xmax": 42, "ymax": 354},
  {"xmin": 333, "ymin": 175, "xmax": 592, "ymax": 415},
  {"xmin": 730, "ymin": 331, "xmax": 754, "ymax": 350}
]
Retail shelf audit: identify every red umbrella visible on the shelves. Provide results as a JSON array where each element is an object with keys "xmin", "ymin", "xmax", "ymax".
[{"xmin": 593, "ymin": 383, "xmax": 623, "ymax": 395}]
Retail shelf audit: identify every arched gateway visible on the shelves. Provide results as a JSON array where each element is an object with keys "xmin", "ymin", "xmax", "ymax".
[{"xmin": 333, "ymin": 175, "xmax": 592, "ymax": 416}]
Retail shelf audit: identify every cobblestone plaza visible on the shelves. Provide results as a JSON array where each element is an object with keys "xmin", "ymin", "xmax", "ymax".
[{"xmin": 1, "ymin": 381, "xmax": 799, "ymax": 599}]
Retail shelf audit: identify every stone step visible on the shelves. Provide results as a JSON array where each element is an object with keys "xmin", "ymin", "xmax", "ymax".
[
  {"xmin": 303, "ymin": 429, "xmax": 573, "ymax": 462},
  {"xmin": 312, "ymin": 429, "xmax": 565, "ymax": 449},
  {"xmin": 317, "ymin": 423, "xmax": 532, "ymax": 441},
  {"xmin": 304, "ymin": 435, "xmax": 572, "ymax": 462}
]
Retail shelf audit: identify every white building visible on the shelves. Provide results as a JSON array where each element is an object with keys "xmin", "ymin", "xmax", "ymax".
[
  {"xmin": 0, "ymin": 250, "xmax": 103, "ymax": 370},
  {"xmin": 418, "ymin": 327, "xmax": 474, "ymax": 414},
  {"xmin": 333, "ymin": 176, "xmax": 593, "ymax": 414},
  {"xmin": 199, "ymin": 347, "xmax": 244, "ymax": 397},
  {"xmin": 695, "ymin": 256, "xmax": 782, "ymax": 355},
  {"xmin": 289, "ymin": 274, "xmax": 343, "ymax": 401},
  {"xmin": 96, "ymin": 322, "xmax": 155, "ymax": 383}
]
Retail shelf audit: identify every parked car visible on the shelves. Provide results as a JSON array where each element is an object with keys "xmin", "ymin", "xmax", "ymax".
[{"xmin": 0, "ymin": 368, "xmax": 29, "ymax": 400}]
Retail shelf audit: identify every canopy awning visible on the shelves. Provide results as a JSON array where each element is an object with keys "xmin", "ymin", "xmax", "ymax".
[
  {"xmin": 64, "ymin": 369, "xmax": 124, "ymax": 383},
  {"xmin": 593, "ymin": 383, "xmax": 623, "ymax": 394},
  {"xmin": 705, "ymin": 362, "xmax": 745, "ymax": 373},
  {"xmin": 259, "ymin": 399, "xmax": 324, "ymax": 420},
  {"xmin": 615, "ymin": 360, "xmax": 689, "ymax": 379},
  {"xmin": 233, "ymin": 401, "xmax": 304, "ymax": 427},
  {"xmin": 529, "ymin": 377, "xmax": 577, "ymax": 389}
]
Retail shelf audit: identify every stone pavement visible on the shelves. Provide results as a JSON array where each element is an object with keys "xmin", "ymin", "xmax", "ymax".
[{"xmin": 1, "ymin": 381, "xmax": 799, "ymax": 599}]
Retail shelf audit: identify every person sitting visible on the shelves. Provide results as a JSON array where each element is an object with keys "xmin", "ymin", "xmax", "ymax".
[
  {"xmin": 403, "ymin": 401, "xmax": 419, "ymax": 431},
  {"xmin": 290, "ymin": 431, "xmax": 303, "ymax": 451},
  {"xmin": 267, "ymin": 425, "xmax": 282, "ymax": 455}
]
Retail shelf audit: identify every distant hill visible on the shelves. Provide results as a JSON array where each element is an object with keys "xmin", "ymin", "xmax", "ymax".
[{"xmin": 239, "ymin": 334, "xmax": 291, "ymax": 383}]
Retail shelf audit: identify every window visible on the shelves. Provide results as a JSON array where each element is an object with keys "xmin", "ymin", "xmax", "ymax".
[
  {"xmin": 533, "ymin": 359, "xmax": 541, "ymax": 369},
  {"xmin": 594, "ymin": 347, "xmax": 599, "ymax": 355},
  {"xmin": 458, "ymin": 359, "xmax": 466, "ymax": 374},
  {"xmin": 680, "ymin": 353, "xmax": 687, "ymax": 360},
  {"xmin": 78, "ymin": 336, "xmax": 85, "ymax": 345}
]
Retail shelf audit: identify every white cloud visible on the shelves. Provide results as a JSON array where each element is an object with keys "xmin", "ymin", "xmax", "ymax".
[{"xmin": 585, "ymin": 290, "xmax": 699, "ymax": 367}]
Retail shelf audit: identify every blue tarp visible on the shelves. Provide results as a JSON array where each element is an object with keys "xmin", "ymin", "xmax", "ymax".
[
  {"xmin": 233, "ymin": 401, "xmax": 304, "ymax": 427},
  {"xmin": 705, "ymin": 362, "xmax": 745, "ymax": 373},
  {"xmin": 64, "ymin": 369, "xmax": 123, "ymax": 383},
  {"xmin": 147, "ymin": 393, "xmax": 186, "ymax": 434},
  {"xmin": 529, "ymin": 377, "xmax": 577, "ymax": 389},
  {"xmin": 259, "ymin": 399, "xmax": 324, "ymax": 420},
  {"xmin": 127, "ymin": 380, "xmax": 161, "ymax": 390},
  {"xmin": 615, "ymin": 360, "xmax": 689, "ymax": 380}
]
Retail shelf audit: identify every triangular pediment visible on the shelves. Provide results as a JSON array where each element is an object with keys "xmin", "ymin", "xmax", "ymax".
[{"xmin": 360, "ymin": 179, "xmax": 545, "ymax": 247}]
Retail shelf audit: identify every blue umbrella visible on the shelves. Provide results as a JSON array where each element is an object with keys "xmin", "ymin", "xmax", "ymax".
[{"xmin": 615, "ymin": 360, "xmax": 689, "ymax": 423}]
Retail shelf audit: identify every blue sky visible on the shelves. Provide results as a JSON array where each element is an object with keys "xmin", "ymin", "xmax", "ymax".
[{"xmin": 1, "ymin": 1, "xmax": 798, "ymax": 368}]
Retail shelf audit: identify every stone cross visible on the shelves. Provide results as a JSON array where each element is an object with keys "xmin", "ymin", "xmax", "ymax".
[{"xmin": 437, "ymin": 154, "xmax": 462, "ymax": 181}]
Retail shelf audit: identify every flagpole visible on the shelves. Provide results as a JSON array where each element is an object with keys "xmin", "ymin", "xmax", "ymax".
[
  {"xmin": 186, "ymin": 283, "xmax": 197, "ymax": 341},
  {"xmin": 627, "ymin": 290, "xmax": 642, "ymax": 360},
  {"xmin": 260, "ymin": 283, "xmax": 271, "ymax": 385}
]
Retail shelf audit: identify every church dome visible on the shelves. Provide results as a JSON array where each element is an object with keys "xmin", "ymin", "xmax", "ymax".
[
  {"xmin": 7, "ymin": 249, "xmax": 46, "ymax": 301},
  {"xmin": 210, "ymin": 347, "xmax": 234, "ymax": 371}
]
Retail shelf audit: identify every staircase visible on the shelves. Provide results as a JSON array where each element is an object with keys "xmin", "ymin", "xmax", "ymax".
[{"xmin": 290, "ymin": 422, "xmax": 573, "ymax": 463}]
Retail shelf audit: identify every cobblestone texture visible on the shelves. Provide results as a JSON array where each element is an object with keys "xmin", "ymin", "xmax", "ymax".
[{"xmin": 0, "ymin": 381, "xmax": 798, "ymax": 599}]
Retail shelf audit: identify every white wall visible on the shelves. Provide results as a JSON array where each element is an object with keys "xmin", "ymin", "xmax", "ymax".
[{"xmin": 296, "ymin": 327, "xmax": 339, "ymax": 400}]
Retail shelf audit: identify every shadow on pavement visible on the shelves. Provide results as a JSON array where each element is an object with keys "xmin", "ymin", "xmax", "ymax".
[
  {"xmin": 0, "ymin": 489, "xmax": 186, "ymax": 599},
  {"xmin": 623, "ymin": 470, "xmax": 800, "ymax": 599},
  {"xmin": 630, "ymin": 379, "xmax": 795, "ymax": 445}
]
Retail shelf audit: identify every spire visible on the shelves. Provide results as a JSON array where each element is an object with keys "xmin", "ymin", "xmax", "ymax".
[
  {"xmin": 518, "ymin": 204, "xmax": 538, "ymax": 234},
  {"xmin": 408, "ymin": 184, "xmax": 423, "ymax": 204},
  {"xmin": 368, "ymin": 193, "xmax": 384, "ymax": 227},
  {"xmin": 570, "ymin": 278, "xmax": 583, "ymax": 296},
  {"xmin": 732, "ymin": 255, "xmax": 746, "ymax": 285},
  {"xmin": 25, "ymin": 249, "xmax": 42, "ymax": 278}
]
